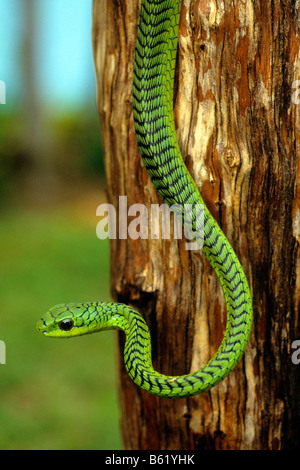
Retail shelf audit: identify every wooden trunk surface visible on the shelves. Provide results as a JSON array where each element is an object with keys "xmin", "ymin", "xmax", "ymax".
[{"xmin": 92, "ymin": 0, "xmax": 300, "ymax": 450}]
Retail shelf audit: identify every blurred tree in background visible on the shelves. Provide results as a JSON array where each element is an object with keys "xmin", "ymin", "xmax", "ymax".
[
  {"xmin": 0, "ymin": 0, "xmax": 105, "ymax": 207},
  {"xmin": 0, "ymin": 0, "xmax": 121, "ymax": 450}
]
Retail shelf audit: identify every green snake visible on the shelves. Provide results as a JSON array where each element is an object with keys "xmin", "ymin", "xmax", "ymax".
[{"xmin": 37, "ymin": 0, "xmax": 252, "ymax": 398}]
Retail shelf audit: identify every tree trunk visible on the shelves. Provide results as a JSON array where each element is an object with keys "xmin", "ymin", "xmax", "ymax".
[{"xmin": 92, "ymin": 0, "xmax": 299, "ymax": 450}]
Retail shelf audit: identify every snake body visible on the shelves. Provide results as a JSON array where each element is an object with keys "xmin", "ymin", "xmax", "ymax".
[{"xmin": 37, "ymin": 0, "xmax": 252, "ymax": 398}]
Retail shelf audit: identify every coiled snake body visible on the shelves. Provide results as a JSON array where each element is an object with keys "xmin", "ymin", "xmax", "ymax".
[{"xmin": 37, "ymin": 0, "xmax": 252, "ymax": 398}]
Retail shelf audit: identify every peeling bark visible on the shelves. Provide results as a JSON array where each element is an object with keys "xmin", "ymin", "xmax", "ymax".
[{"xmin": 93, "ymin": 0, "xmax": 300, "ymax": 450}]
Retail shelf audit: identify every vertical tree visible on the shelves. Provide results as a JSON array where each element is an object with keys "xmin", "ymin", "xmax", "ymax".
[
  {"xmin": 23, "ymin": 0, "xmax": 43, "ymax": 166},
  {"xmin": 22, "ymin": 0, "xmax": 55, "ymax": 195},
  {"xmin": 92, "ymin": 0, "xmax": 299, "ymax": 450}
]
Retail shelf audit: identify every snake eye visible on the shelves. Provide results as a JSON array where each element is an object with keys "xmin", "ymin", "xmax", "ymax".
[{"xmin": 59, "ymin": 319, "xmax": 74, "ymax": 331}]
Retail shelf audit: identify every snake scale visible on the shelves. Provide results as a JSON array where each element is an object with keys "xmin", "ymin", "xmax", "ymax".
[{"xmin": 37, "ymin": 0, "xmax": 253, "ymax": 398}]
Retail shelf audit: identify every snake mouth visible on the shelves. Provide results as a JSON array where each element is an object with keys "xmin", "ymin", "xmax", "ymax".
[{"xmin": 36, "ymin": 320, "xmax": 48, "ymax": 335}]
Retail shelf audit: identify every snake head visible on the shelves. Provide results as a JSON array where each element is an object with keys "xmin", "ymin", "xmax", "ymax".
[{"xmin": 36, "ymin": 303, "xmax": 100, "ymax": 338}]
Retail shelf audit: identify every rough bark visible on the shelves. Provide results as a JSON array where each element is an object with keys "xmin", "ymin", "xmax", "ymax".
[{"xmin": 92, "ymin": 0, "xmax": 300, "ymax": 450}]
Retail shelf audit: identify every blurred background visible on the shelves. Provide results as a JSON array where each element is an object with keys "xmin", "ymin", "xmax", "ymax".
[{"xmin": 0, "ymin": 0, "xmax": 122, "ymax": 449}]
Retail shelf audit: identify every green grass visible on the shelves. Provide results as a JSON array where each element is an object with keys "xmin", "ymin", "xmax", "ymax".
[{"xmin": 0, "ymin": 205, "xmax": 122, "ymax": 450}]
